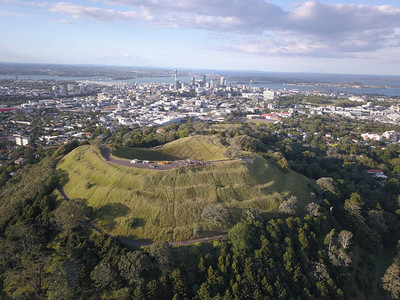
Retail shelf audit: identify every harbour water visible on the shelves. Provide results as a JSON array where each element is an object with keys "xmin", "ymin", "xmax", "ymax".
[{"xmin": 0, "ymin": 73, "xmax": 399, "ymax": 96}]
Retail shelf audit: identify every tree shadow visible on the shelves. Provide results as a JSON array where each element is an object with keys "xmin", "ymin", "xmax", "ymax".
[
  {"xmin": 94, "ymin": 203, "xmax": 130, "ymax": 232},
  {"xmin": 57, "ymin": 169, "xmax": 69, "ymax": 186}
]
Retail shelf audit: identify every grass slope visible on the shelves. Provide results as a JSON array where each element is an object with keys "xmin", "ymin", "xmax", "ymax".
[
  {"xmin": 158, "ymin": 135, "xmax": 228, "ymax": 161},
  {"xmin": 113, "ymin": 135, "xmax": 227, "ymax": 161},
  {"xmin": 58, "ymin": 145, "xmax": 315, "ymax": 242}
]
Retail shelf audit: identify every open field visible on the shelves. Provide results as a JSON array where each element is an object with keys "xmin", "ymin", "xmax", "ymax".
[{"xmin": 58, "ymin": 144, "xmax": 315, "ymax": 242}]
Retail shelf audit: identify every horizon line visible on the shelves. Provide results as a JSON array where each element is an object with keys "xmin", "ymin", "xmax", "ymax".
[{"xmin": 0, "ymin": 61, "xmax": 399, "ymax": 77}]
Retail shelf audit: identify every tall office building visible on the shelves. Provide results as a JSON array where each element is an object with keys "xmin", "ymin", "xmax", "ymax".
[
  {"xmin": 220, "ymin": 77, "xmax": 226, "ymax": 87},
  {"xmin": 175, "ymin": 79, "xmax": 181, "ymax": 90},
  {"xmin": 202, "ymin": 75, "xmax": 206, "ymax": 84},
  {"xmin": 174, "ymin": 68, "xmax": 180, "ymax": 89}
]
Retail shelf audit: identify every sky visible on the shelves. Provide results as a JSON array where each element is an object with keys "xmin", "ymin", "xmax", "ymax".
[{"xmin": 1, "ymin": 0, "xmax": 400, "ymax": 75}]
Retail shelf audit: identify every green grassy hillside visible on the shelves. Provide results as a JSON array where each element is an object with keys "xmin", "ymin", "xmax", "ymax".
[
  {"xmin": 113, "ymin": 135, "xmax": 227, "ymax": 161},
  {"xmin": 58, "ymin": 145, "xmax": 315, "ymax": 241},
  {"xmin": 158, "ymin": 135, "xmax": 228, "ymax": 161}
]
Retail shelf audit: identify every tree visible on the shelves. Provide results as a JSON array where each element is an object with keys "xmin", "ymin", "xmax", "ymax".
[
  {"xmin": 170, "ymin": 267, "xmax": 188, "ymax": 298},
  {"xmin": 368, "ymin": 210, "xmax": 388, "ymax": 233},
  {"xmin": 306, "ymin": 202, "xmax": 321, "ymax": 216},
  {"xmin": 23, "ymin": 251, "xmax": 49, "ymax": 298},
  {"xmin": 224, "ymin": 147, "xmax": 241, "ymax": 159},
  {"xmin": 242, "ymin": 208, "xmax": 262, "ymax": 222},
  {"xmin": 52, "ymin": 198, "xmax": 92, "ymax": 233},
  {"xmin": 5, "ymin": 224, "xmax": 39, "ymax": 253},
  {"xmin": 277, "ymin": 157, "xmax": 289, "ymax": 172},
  {"xmin": 382, "ymin": 258, "xmax": 400, "ymax": 299},
  {"xmin": 316, "ymin": 177, "xmax": 338, "ymax": 194},
  {"xmin": 4, "ymin": 251, "xmax": 50, "ymax": 299},
  {"xmin": 324, "ymin": 229, "xmax": 335, "ymax": 252},
  {"xmin": 228, "ymin": 222, "xmax": 257, "ymax": 257},
  {"xmin": 201, "ymin": 204, "xmax": 230, "ymax": 227},
  {"xmin": 313, "ymin": 262, "xmax": 331, "ymax": 282},
  {"xmin": 230, "ymin": 135, "xmax": 258, "ymax": 152},
  {"xmin": 90, "ymin": 260, "xmax": 113, "ymax": 288},
  {"xmin": 118, "ymin": 250, "xmax": 150, "ymax": 284},
  {"xmin": 344, "ymin": 193, "xmax": 364, "ymax": 219},
  {"xmin": 47, "ymin": 260, "xmax": 82, "ymax": 300},
  {"xmin": 196, "ymin": 282, "xmax": 212, "ymax": 300},
  {"xmin": 148, "ymin": 241, "xmax": 173, "ymax": 274},
  {"xmin": 338, "ymin": 230, "xmax": 353, "ymax": 250},
  {"xmin": 279, "ymin": 196, "xmax": 298, "ymax": 215},
  {"xmin": 328, "ymin": 245, "xmax": 351, "ymax": 267},
  {"xmin": 324, "ymin": 229, "xmax": 353, "ymax": 267}
]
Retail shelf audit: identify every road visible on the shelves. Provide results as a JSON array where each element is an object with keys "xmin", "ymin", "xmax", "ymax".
[{"xmin": 169, "ymin": 234, "xmax": 228, "ymax": 246}]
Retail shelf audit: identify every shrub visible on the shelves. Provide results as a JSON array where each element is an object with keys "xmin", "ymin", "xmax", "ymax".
[{"xmin": 121, "ymin": 217, "xmax": 139, "ymax": 229}]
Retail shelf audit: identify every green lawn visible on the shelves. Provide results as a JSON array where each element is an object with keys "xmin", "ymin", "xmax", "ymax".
[{"xmin": 58, "ymin": 144, "xmax": 315, "ymax": 242}]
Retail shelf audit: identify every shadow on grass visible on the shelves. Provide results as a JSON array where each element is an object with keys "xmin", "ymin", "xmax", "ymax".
[
  {"xmin": 94, "ymin": 203, "xmax": 130, "ymax": 232},
  {"xmin": 113, "ymin": 147, "xmax": 180, "ymax": 161},
  {"xmin": 57, "ymin": 169, "xmax": 70, "ymax": 186}
]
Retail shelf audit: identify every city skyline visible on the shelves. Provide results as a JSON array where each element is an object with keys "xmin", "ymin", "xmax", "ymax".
[{"xmin": 1, "ymin": 0, "xmax": 400, "ymax": 75}]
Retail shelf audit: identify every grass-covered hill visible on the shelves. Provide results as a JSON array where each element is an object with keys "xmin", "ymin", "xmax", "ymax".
[
  {"xmin": 57, "ymin": 144, "xmax": 315, "ymax": 242},
  {"xmin": 158, "ymin": 135, "xmax": 228, "ymax": 161},
  {"xmin": 113, "ymin": 135, "xmax": 228, "ymax": 161}
]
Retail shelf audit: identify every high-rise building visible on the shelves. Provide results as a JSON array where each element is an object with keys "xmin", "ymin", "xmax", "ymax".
[
  {"xmin": 175, "ymin": 80, "xmax": 181, "ymax": 90},
  {"xmin": 202, "ymin": 75, "xmax": 206, "ymax": 84},
  {"xmin": 220, "ymin": 77, "xmax": 226, "ymax": 87},
  {"xmin": 174, "ymin": 68, "xmax": 180, "ymax": 89}
]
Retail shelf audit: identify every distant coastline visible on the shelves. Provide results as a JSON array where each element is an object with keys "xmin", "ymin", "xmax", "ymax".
[{"xmin": 1, "ymin": 62, "xmax": 400, "ymax": 96}]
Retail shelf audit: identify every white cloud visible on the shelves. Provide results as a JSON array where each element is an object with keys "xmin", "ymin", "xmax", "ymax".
[
  {"xmin": 0, "ymin": 0, "xmax": 48, "ymax": 7},
  {"xmin": 49, "ymin": 2, "xmax": 144, "ymax": 22},
  {"xmin": 45, "ymin": 1, "xmax": 400, "ymax": 57},
  {"xmin": 53, "ymin": 18, "xmax": 72, "ymax": 24},
  {"xmin": 93, "ymin": 49, "xmax": 142, "ymax": 63},
  {"xmin": 0, "ymin": 9, "xmax": 30, "ymax": 17}
]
